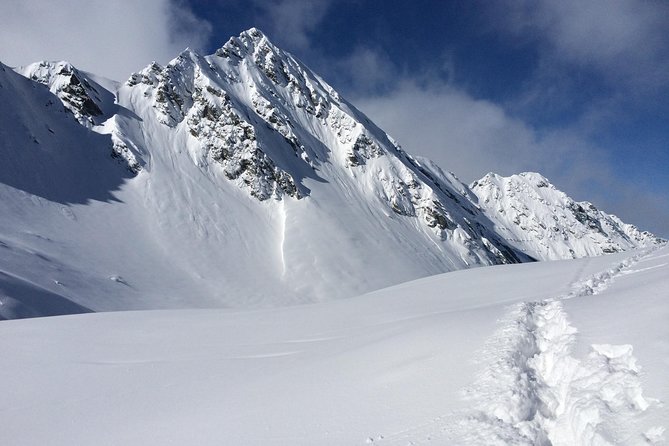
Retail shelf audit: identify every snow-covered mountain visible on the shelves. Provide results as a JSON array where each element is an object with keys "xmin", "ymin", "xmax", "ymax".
[
  {"xmin": 18, "ymin": 61, "xmax": 114, "ymax": 127},
  {"xmin": 470, "ymin": 172, "xmax": 663, "ymax": 260},
  {"xmin": 0, "ymin": 29, "xmax": 531, "ymax": 318},
  {"xmin": 0, "ymin": 28, "xmax": 662, "ymax": 319}
]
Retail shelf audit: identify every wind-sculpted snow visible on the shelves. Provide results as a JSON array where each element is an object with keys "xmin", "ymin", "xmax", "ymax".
[{"xmin": 471, "ymin": 172, "xmax": 665, "ymax": 261}]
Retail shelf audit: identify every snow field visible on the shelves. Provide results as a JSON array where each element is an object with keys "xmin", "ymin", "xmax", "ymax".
[
  {"xmin": 1, "ymin": 249, "xmax": 666, "ymax": 445},
  {"xmin": 5, "ymin": 250, "xmax": 655, "ymax": 445}
]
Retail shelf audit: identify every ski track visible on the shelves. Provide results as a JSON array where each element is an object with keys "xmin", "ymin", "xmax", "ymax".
[{"xmin": 373, "ymin": 249, "xmax": 664, "ymax": 445}]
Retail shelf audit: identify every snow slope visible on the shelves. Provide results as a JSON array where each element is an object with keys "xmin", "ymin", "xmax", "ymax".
[
  {"xmin": 471, "ymin": 172, "xmax": 663, "ymax": 261},
  {"xmin": 2, "ymin": 246, "xmax": 666, "ymax": 445}
]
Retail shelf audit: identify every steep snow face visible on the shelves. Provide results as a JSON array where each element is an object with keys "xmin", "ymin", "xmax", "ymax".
[
  {"xmin": 470, "ymin": 172, "xmax": 664, "ymax": 260},
  {"xmin": 113, "ymin": 30, "xmax": 531, "ymax": 278},
  {"xmin": 116, "ymin": 27, "xmax": 509, "ymax": 240},
  {"xmin": 0, "ymin": 61, "xmax": 131, "ymax": 203},
  {"xmin": 0, "ymin": 29, "xmax": 529, "ymax": 316},
  {"xmin": 0, "ymin": 62, "xmax": 140, "ymax": 319}
]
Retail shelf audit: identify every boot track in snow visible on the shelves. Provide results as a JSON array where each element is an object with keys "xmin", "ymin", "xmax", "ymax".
[
  {"xmin": 373, "ymin": 249, "xmax": 665, "ymax": 445},
  {"xmin": 455, "ymin": 249, "xmax": 664, "ymax": 445}
]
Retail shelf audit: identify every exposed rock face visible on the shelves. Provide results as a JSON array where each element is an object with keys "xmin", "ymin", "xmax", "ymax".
[
  {"xmin": 19, "ymin": 61, "xmax": 104, "ymax": 126},
  {"xmin": 18, "ymin": 61, "xmax": 141, "ymax": 173}
]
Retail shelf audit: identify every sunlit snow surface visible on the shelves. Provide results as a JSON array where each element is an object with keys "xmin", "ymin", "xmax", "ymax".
[{"xmin": 2, "ymin": 246, "xmax": 666, "ymax": 445}]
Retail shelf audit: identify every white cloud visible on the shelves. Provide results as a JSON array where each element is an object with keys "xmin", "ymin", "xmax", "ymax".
[
  {"xmin": 0, "ymin": 0, "xmax": 211, "ymax": 81},
  {"xmin": 332, "ymin": 46, "xmax": 396, "ymax": 92},
  {"xmin": 354, "ymin": 80, "xmax": 606, "ymax": 183},
  {"xmin": 489, "ymin": 0, "xmax": 669, "ymax": 91},
  {"xmin": 252, "ymin": 0, "xmax": 332, "ymax": 50}
]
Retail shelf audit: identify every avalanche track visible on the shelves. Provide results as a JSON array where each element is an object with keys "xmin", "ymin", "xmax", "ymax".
[{"xmin": 378, "ymin": 249, "xmax": 665, "ymax": 445}]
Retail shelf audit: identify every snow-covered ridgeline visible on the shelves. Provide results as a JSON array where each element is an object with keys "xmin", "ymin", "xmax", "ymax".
[
  {"xmin": 471, "ymin": 172, "xmax": 664, "ymax": 261},
  {"xmin": 0, "ymin": 29, "xmax": 529, "ymax": 316}
]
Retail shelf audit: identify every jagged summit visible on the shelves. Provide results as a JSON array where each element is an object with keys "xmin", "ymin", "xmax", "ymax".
[
  {"xmin": 475, "ymin": 172, "xmax": 552, "ymax": 188},
  {"xmin": 512, "ymin": 172, "xmax": 552, "ymax": 187},
  {"xmin": 471, "ymin": 172, "xmax": 664, "ymax": 260},
  {"xmin": 242, "ymin": 26, "xmax": 266, "ymax": 38},
  {"xmin": 218, "ymin": 27, "xmax": 278, "ymax": 58}
]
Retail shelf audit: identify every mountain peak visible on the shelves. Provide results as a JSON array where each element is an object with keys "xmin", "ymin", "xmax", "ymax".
[
  {"xmin": 239, "ymin": 27, "xmax": 267, "ymax": 41},
  {"xmin": 516, "ymin": 171, "xmax": 551, "ymax": 186},
  {"xmin": 175, "ymin": 47, "xmax": 200, "ymax": 60},
  {"xmin": 215, "ymin": 27, "xmax": 275, "ymax": 59},
  {"xmin": 475, "ymin": 172, "xmax": 552, "ymax": 188}
]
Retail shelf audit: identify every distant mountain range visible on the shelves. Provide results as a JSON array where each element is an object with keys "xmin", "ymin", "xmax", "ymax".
[{"xmin": 0, "ymin": 28, "xmax": 663, "ymax": 319}]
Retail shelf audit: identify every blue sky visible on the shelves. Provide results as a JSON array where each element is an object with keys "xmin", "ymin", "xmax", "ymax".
[{"xmin": 1, "ymin": 0, "xmax": 667, "ymax": 236}]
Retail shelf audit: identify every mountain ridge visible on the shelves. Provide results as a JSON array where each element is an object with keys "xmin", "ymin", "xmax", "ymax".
[
  {"xmin": 0, "ymin": 28, "xmax": 663, "ymax": 319},
  {"xmin": 470, "ymin": 171, "xmax": 663, "ymax": 260}
]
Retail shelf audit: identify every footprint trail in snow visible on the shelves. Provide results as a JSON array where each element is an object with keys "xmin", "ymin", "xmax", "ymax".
[
  {"xmin": 459, "ymin": 249, "xmax": 664, "ymax": 445},
  {"xmin": 376, "ymin": 249, "xmax": 665, "ymax": 445},
  {"xmin": 455, "ymin": 301, "xmax": 656, "ymax": 445}
]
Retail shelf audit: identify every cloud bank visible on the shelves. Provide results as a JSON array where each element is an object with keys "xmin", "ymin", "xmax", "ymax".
[
  {"xmin": 251, "ymin": 0, "xmax": 332, "ymax": 50},
  {"xmin": 354, "ymin": 80, "xmax": 608, "ymax": 185},
  {"xmin": 0, "ymin": 0, "xmax": 211, "ymax": 81},
  {"xmin": 490, "ymin": 0, "xmax": 669, "ymax": 91}
]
